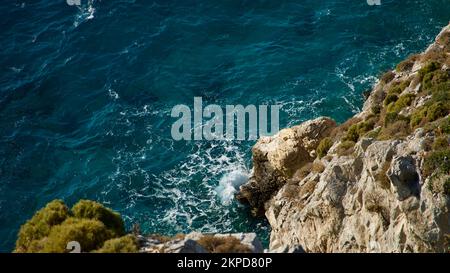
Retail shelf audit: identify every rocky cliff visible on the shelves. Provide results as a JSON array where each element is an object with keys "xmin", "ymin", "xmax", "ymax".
[{"xmin": 238, "ymin": 24, "xmax": 450, "ymax": 253}]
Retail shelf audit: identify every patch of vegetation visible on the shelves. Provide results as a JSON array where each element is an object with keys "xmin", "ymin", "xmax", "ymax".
[
  {"xmin": 371, "ymin": 105, "xmax": 381, "ymax": 115},
  {"xmin": 410, "ymin": 107, "xmax": 429, "ymax": 128},
  {"xmin": 330, "ymin": 117, "xmax": 362, "ymax": 139},
  {"xmin": 15, "ymin": 200, "xmax": 127, "ymax": 253},
  {"xmin": 380, "ymin": 71, "xmax": 395, "ymax": 84},
  {"xmin": 316, "ymin": 137, "xmax": 333, "ymax": 159},
  {"xmin": 445, "ymin": 234, "xmax": 450, "ymax": 253},
  {"xmin": 72, "ymin": 200, "xmax": 125, "ymax": 237},
  {"xmin": 15, "ymin": 200, "xmax": 69, "ymax": 253},
  {"xmin": 423, "ymin": 148, "xmax": 450, "ymax": 177},
  {"xmin": 444, "ymin": 177, "xmax": 450, "ymax": 196},
  {"xmin": 418, "ymin": 62, "xmax": 440, "ymax": 80},
  {"xmin": 294, "ymin": 163, "xmax": 313, "ymax": 180},
  {"xmin": 432, "ymin": 137, "xmax": 449, "ymax": 151},
  {"xmin": 197, "ymin": 235, "xmax": 252, "ymax": 253},
  {"xmin": 422, "ymin": 70, "xmax": 450, "ymax": 91},
  {"xmin": 365, "ymin": 127, "xmax": 381, "ymax": 139},
  {"xmin": 336, "ymin": 141, "xmax": 355, "ymax": 157},
  {"xmin": 376, "ymin": 160, "xmax": 392, "ymax": 190},
  {"xmin": 440, "ymin": 116, "xmax": 450, "ymax": 134},
  {"xmin": 384, "ymin": 94, "xmax": 399, "ymax": 106},
  {"xmin": 427, "ymin": 102, "xmax": 448, "ymax": 122},
  {"xmin": 365, "ymin": 191, "xmax": 384, "ymax": 213},
  {"xmin": 94, "ymin": 235, "xmax": 139, "ymax": 253},
  {"xmin": 37, "ymin": 218, "xmax": 114, "ymax": 253},
  {"xmin": 383, "ymin": 112, "xmax": 409, "ymax": 127},
  {"xmin": 312, "ymin": 161, "xmax": 325, "ymax": 173},
  {"xmin": 396, "ymin": 55, "xmax": 419, "ymax": 72},
  {"xmin": 387, "ymin": 94, "xmax": 415, "ymax": 113},
  {"xmin": 378, "ymin": 120, "xmax": 411, "ymax": 140},
  {"xmin": 148, "ymin": 233, "xmax": 185, "ymax": 244},
  {"xmin": 343, "ymin": 121, "xmax": 375, "ymax": 142},
  {"xmin": 387, "ymin": 80, "xmax": 410, "ymax": 95}
]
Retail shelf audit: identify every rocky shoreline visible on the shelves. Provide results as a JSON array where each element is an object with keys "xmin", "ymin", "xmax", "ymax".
[
  {"xmin": 142, "ymin": 23, "xmax": 449, "ymax": 254},
  {"xmin": 237, "ymin": 23, "xmax": 450, "ymax": 253},
  {"xmin": 14, "ymin": 24, "xmax": 450, "ymax": 254}
]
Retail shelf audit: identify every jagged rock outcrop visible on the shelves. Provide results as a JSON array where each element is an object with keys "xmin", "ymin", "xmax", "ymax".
[
  {"xmin": 239, "ymin": 24, "xmax": 450, "ymax": 253},
  {"xmin": 237, "ymin": 117, "xmax": 336, "ymax": 215}
]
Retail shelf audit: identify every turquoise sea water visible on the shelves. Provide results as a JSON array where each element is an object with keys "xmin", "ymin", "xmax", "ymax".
[{"xmin": 1, "ymin": 0, "xmax": 450, "ymax": 251}]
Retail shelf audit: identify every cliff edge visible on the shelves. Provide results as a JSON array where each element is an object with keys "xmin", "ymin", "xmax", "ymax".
[{"xmin": 238, "ymin": 24, "xmax": 450, "ymax": 253}]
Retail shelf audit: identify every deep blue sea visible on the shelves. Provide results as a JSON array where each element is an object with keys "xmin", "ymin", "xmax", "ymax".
[{"xmin": 1, "ymin": 0, "xmax": 449, "ymax": 252}]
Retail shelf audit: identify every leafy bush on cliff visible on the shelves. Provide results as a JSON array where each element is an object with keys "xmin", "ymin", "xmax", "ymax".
[
  {"xmin": 440, "ymin": 117, "xmax": 450, "ymax": 134},
  {"xmin": 316, "ymin": 137, "xmax": 333, "ymax": 159},
  {"xmin": 72, "ymin": 200, "xmax": 125, "ymax": 236},
  {"xmin": 444, "ymin": 178, "xmax": 450, "ymax": 196},
  {"xmin": 15, "ymin": 200, "xmax": 127, "ymax": 253},
  {"xmin": 387, "ymin": 94, "xmax": 415, "ymax": 113},
  {"xmin": 384, "ymin": 94, "xmax": 399, "ymax": 106},
  {"xmin": 15, "ymin": 200, "xmax": 69, "ymax": 252},
  {"xmin": 336, "ymin": 141, "xmax": 355, "ymax": 157},
  {"xmin": 418, "ymin": 62, "xmax": 440, "ymax": 80},
  {"xmin": 94, "ymin": 235, "xmax": 138, "ymax": 253},
  {"xmin": 197, "ymin": 235, "xmax": 251, "ymax": 253},
  {"xmin": 422, "ymin": 70, "xmax": 450, "ymax": 91},
  {"xmin": 38, "ymin": 218, "xmax": 114, "ymax": 253},
  {"xmin": 343, "ymin": 121, "xmax": 375, "ymax": 142},
  {"xmin": 432, "ymin": 137, "xmax": 449, "ymax": 151},
  {"xmin": 423, "ymin": 148, "xmax": 450, "ymax": 177}
]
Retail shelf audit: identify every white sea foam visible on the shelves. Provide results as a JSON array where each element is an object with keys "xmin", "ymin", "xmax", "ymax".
[
  {"xmin": 215, "ymin": 169, "xmax": 249, "ymax": 205},
  {"xmin": 73, "ymin": 0, "xmax": 96, "ymax": 27}
]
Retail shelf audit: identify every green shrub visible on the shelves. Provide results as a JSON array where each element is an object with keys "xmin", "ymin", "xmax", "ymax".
[
  {"xmin": 384, "ymin": 94, "xmax": 399, "ymax": 106},
  {"xmin": 383, "ymin": 112, "xmax": 409, "ymax": 128},
  {"xmin": 365, "ymin": 127, "xmax": 381, "ymax": 139},
  {"xmin": 423, "ymin": 148, "xmax": 450, "ymax": 177},
  {"xmin": 343, "ymin": 121, "xmax": 375, "ymax": 142},
  {"xmin": 15, "ymin": 200, "xmax": 69, "ymax": 252},
  {"xmin": 197, "ymin": 235, "xmax": 251, "ymax": 253},
  {"xmin": 444, "ymin": 178, "xmax": 450, "ymax": 196},
  {"xmin": 38, "ymin": 218, "xmax": 114, "ymax": 253},
  {"xmin": 423, "ymin": 70, "xmax": 450, "ymax": 91},
  {"xmin": 316, "ymin": 137, "xmax": 333, "ymax": 159},
  {"xmin": 344, "ymin": 124, "xmax": 360, "ymax": 142},
  {"xmin": 418, "ymin": 62, "xmax": 440, "ymax": 79},
  {"xmin": 15, "ymin": 199, "xmax": 129, "ymax": 253},
  {"xmin": 439, "ymin": 117, "xmax": 450, "ymax": 134},
  {"xmin": 427, "ymin": 102, "xmax": 448, "ymax": 122},
  {"xmin": 72, "ymin": 200, "xmax": 125, "ymax": 237},
  {"xmin": 432, "ymin": 137, "xmax": 449, "ymax": 151},
  {"xmin": 410, "ymin": 107, "xmax": 428, "ymax": 127},
  {"xmin": 336, "ymin": 141, "xmax": 355, "ymax": 157},
  {"xmin": 371, "ymin": 105, "xmax": 381, "ymax": 115},
  {"xmin": 387, "ymin": 94, "xmax": 415, "ymax": 113},
  {"xmin": 94, "ymin": 235, "xmax": 138, "ymax": 253},
  {"xmin": 431, "ymin": 82, "xmax": 450, "ymax": 98}
]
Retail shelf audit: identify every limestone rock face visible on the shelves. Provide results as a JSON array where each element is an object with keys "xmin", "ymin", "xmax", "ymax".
[
  {"xmin": 266, "ymin": 130, "xmax": 449, "ymax": 253},
  {"xmin": 237, "ymin": 117, "xmax": 336, "ymax": 214},
  {"xmin": 242, "ymin": 23, "xmax": 450, "ymax": 253}
]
